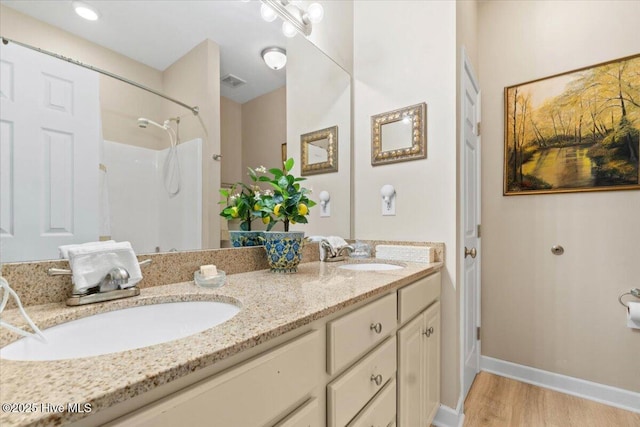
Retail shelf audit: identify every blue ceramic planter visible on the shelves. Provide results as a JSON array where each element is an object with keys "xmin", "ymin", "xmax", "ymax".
[
  {"xmin": 229, "ymin": 231, "xmax": 264, "ymax": 247},
  {"xmin": 262, "ymin": 231, "xmax": 304, "ymax": 273}
]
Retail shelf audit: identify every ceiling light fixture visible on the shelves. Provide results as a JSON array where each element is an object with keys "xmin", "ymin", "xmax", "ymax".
[
  {"xmin": 259, "ymin": 0, "xmax": 324, "ymax": 37},
  {"xmin": 72, "ymin": 1, "xmax": 100, "ymax": 21},
  {"xmin": 261, "ymin": 47, "xmax": 287, "ymax": 70}
]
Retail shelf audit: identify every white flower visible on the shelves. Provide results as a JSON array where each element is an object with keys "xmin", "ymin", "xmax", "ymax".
[
  {"xmin": 229, "ymin": 193, "xmax": 239, "ymax": 201},
  {"xmin": 263, "ymin": 189, "xmax": 274, "ymax": 197},
  {"xmin": 255, "ymin": 166, "xmax": 267, "ymax": 173}
]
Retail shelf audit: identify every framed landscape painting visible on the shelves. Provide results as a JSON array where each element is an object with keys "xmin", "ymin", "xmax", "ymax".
[{"xmin": 504, "ymin": 54, "xmax": 640, "ymax": 195}]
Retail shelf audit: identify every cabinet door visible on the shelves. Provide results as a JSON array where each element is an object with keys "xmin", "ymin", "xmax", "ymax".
[
  {"xmin": 397, "ymin": 313, "xmax": 424, "ymax": 427},
  {"xmin": 424, "ymin": 302, "xmax": 441, "ymax": 424},
  {"xmin": 109, "ymin": 330, "xmax": 321, "ymax": 427},
  {"xmin": 274, "ymin": 398, "xmax": 321, "ymax": 427}
]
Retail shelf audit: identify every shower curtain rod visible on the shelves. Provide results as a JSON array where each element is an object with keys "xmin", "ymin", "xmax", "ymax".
[{"xmin": 1, "ymin": 36, "xmax": 200, "ymax": 116}]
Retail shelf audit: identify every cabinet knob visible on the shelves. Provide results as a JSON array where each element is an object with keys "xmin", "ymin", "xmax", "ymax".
[
  {"xmin": 423, "ymin": 326, "xmax": 434, "ymax": 337},
  {"xmin": 370, "ymin": 374, "xmax": 383, "ymax": 386},
  {"xmin": 370, "ymin": 322, "xmax": 382, "ymax": 334}
]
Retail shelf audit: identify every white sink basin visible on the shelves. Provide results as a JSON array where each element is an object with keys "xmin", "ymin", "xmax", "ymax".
[
  {"xmin": 0, "ymin": 301, "xmax": 240, "ymax": 361},
  {"xmin": 339, "ymin": 263, "xmax": 404, "ymax": 271}
]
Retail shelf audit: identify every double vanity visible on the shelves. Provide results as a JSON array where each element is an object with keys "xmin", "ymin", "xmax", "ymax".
[{"xmin": 0, "ymin": 252, "xmax": 442, "ymax": 427}]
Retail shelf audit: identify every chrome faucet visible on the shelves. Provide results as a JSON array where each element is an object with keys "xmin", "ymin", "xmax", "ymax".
[
  {"xmin": 80, "ymin": 267, "xmax": 130, "ymax": 295},
  {"xmin": 66, "ymin": 267, "xmax": 139, "ymax": 306},
  {"xmin": 319, "ymin": 239, "xmax": 355, "ymax": 262},
  {"xmin": 48, "ymin": 260, "xmax": 150, "ymax": 306}
]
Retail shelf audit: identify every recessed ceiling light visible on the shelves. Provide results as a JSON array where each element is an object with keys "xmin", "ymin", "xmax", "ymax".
[{"xmin": 72, "ymin": 1, "xmax": 100, "ymax": 21}]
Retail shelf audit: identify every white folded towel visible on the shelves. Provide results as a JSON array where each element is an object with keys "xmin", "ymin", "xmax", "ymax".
[
  {"xmin": 59, "ymin": 240, "xmax": 115, "ymax": 259},
  {"xmin": 67, "ymin": 241, "xmax": 142, "ymax": 293}
]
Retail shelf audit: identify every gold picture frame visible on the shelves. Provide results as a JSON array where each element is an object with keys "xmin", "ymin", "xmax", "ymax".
[
  {"xmin": 504, "ymin": 54, "xmax": 640, "ymax": 195},
  {"xmin": 371, "ymin": 102, "xmax": 427, "ymax": 166},
  {"xmin": 300, "ymin": 126, "xmax": 338, "ymax": 176}
]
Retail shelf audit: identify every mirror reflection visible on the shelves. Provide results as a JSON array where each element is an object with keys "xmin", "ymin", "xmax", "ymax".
[
  {"xmin": 308, "ymin": 139, "xmax": 330, "ymax": 164},
  {"xmin": 0, "ymin": 1, "xmax": 351, "ymax": 262},
  {"xmin": 381, "ymin": 120, "xmax": 413, "ymax": 151},
  {"xmin": 300, "ymin": 125, "xmax": 338, "ymax": 175}
]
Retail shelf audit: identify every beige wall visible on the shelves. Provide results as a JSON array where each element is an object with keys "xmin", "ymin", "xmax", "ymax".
[
  {"xmin": 479, "ymin": 0, "xmax": 640, "ymax": 392},
  {"xmin": 287, "ymin": 36, "xmax": 351, "ymax": 238},
  {"xmin": 162, "ymin": 39, "xmax": 221, "ymax": 249},
  {"xmin": 298, "ymin": 0, "xmax": 353, "ymax": 74},
  {"xmin": 0, "ymin": 5, "xmax": 164, "ymax": 150},
  {"xmin": 220, "ymin": 97, "xmax": 243, "ymax": 186},
  {"xmin": 241, "ymin": 86, "xmax": 287, "ymax": 183},
  {"xmin": 353, "ymin": 0, "xmax": 459, "ymax": 409}
]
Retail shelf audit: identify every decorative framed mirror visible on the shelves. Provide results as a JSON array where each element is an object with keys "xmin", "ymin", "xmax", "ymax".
[
  {"xmin": 301, "ymin": 126, "xmax": 338, "ymax": 175},
  {"xmin": 371, "ymin": 102, "xmax": 427, "ymax": 166}
]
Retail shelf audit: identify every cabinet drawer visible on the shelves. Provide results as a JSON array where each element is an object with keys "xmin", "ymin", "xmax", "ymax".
[
  {"xmin": 327, "ymin": 336, "xmax": 397, "ymax": 427},
  {"xmin": 347, "ymin": 377, "xmax": 396, "ymax": 427},
  {"xmin": 398, "ymin": 272, "xmax": 440, "ymax": 324},
  {"xmin": 112, "ymin": 330, "xmax": 321, "ymax": 427},
  {"xmin": 327, "ymin": 292, "xmax": 397, "ymax": 375},
  {"xmin": 274, "ymin": 397, "xmax": 321, "ymax": 427}
]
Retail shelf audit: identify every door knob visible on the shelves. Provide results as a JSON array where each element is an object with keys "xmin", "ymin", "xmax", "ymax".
[{"xmin": 464, "ymin": 247, "xmax": 477, "ymax": 259}]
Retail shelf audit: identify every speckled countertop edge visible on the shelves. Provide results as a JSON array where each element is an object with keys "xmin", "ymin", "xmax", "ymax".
[{"xmin": 0, "ymin": 259, "xmax": 442, "ymax": 427}]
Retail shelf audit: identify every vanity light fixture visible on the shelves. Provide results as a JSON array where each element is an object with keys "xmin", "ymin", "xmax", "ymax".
[
  {"xmin": 72, "ymin": 1, "xmax": 100, "ymax": 21},
  {"xmin": 318, "ymin": 190, "xmax": 331, "ymax": 217},
  {"xmin": 260, "ymin": 0, "xmax": 324, "ymax": 37},
  {"xmin": 261, "ymin": 47, "xmax": 287, "ymax": 70}
]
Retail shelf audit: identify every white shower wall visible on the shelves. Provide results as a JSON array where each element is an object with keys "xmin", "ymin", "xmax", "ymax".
[{"xmin": 103, "ymin": 138, "xmax": 202, "ymax": 254}]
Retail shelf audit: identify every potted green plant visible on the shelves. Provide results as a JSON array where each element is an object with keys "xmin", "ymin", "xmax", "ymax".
[
  {"xmin": 219, "ymin": 183, "xmax": 265, "ymax": 247},
  {"xmin": 249, "ymin": 158, "xmax": 315, "ymax": 273}
]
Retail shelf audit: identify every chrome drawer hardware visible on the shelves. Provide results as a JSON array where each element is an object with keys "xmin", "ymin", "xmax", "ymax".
[
  {"xmin": 370, "ymin": 374, "xmax": 383, "ymax": 386},
  {"xmin": 423, "ymin": 326, "xmax": 434, "ymax": 337},
  {"xmin": 370, "ymin": 322, "xmax": 382, "ymax": 334}
]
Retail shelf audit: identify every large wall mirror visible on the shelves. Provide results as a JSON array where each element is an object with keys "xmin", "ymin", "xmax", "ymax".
[{"xmin": 0, "ymin": 0, "xmax": 351, "ymax": 262}]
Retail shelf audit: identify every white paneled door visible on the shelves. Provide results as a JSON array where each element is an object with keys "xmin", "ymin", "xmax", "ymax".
[
  {"xmin": 0, "ymin": 42, "xmax": 100, "ymax": 262},
  {"xmin": 461, "ymin": 48, "xmax": 481, "ymax": 400}
]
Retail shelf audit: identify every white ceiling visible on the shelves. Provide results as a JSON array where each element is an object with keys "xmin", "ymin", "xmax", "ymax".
[{"xmin": 1, "ymin": 0, "xmax": 287, "ymax": 103}]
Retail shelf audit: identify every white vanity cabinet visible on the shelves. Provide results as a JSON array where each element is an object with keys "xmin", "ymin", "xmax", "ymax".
[
  {"xmin": 104, "ymin": 269, "xmax": 441, "ymax": 427},
  {"xmin": 327, "ymin": 271, "xmax": 441, "ymax": 427},
  {"xmin": 108, "ymin": 330, "xmax": 323, "ymax": 427},
  {"xmin": 397, "ymin": 273, "xmax": 441, "ymax": 427}
]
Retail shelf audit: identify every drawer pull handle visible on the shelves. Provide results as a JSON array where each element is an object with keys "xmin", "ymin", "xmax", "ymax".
[
  {"xmin": 370, "ymin": 322, "xmax": 383, "ymax": 334},
  {"xmin": 370, "ymin": 374, "xmax": 383, "ymax": 386},
  {"xmin": 423, "ymin": 326, "xmax": 434, "ymax": 337}
]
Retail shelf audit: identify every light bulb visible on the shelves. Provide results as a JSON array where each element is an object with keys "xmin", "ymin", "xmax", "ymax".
[
  {"xmin": 260, "ymin": 3, "xmax": 277, "ymax": 22},
  {"xmin": 307, "ymin": 3, "xmax": 324, "ymax": 24},
  {"xmin": 72, "ymin": 1, "xmax": 100, "ymax": 21},
  {"xmin": 319, "ymin": 190, "xmax": 330, "ymax": 207},
  {"xmin": 282, "ymin": 21, "xmax": 297, "ymax": 38}
]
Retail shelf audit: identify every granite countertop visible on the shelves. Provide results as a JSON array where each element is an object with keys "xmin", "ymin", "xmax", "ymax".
[{"xmin": 0, "ymin": 259, "xmax": 442, "ymax": 427}]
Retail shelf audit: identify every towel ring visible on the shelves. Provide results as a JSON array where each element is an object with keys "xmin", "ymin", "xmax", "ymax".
[{"xmin": 618, "ymin": 288, "xmax": 640, "ymax": 309}]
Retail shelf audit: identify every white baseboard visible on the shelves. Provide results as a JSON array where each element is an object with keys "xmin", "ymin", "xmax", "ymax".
[
  {"xmin": 432, "ymin": 396, "xmax": 465, "ymax": 427},
  {"xmin": 481, "ymin": 356, "xmax": 640, "ymax": 414}
]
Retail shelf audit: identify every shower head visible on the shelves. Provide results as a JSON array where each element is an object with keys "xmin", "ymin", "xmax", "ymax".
[{"xmin": 137, "ymin": 117, "xmax": 166, "ymax": 130}]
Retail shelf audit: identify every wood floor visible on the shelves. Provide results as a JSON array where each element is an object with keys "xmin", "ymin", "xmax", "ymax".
[{"xmin": 463, "ymin": 372, "xmax": 640, "ymax": 427}]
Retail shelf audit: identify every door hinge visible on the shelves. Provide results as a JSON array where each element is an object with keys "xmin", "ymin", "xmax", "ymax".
[
  {"xmin": 477, "ymin": 326, "xmax": 481, "ymax": 341},
  {"xmin": 477, "ymin": 122, "xmax": 481, "ymax": 136},
  {"xmin": 477, "ymin": 224, "xmax": 481, "ymax": 238}
]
